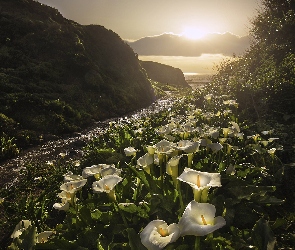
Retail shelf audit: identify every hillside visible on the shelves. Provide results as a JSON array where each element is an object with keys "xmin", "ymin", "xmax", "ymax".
[
  {"xmin": 0, "ymin": 0, "xmax": 156, "ymax": 156},
  {"xmin": 128, "ymin": 32, "xmax": 250, "ymax": 57},
  {"xmin": 140, "ymin": 61, "xmax": 190, "ymax": 87}
]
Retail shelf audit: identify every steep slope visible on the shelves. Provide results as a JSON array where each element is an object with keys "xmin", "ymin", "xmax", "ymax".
[
  {"xmin": 0, "ymin": 0, "xmax": 155, "ymax": 147},
  {"xmin": 140, "ymin": 61, "xmax": 190, "ymax": 87}
]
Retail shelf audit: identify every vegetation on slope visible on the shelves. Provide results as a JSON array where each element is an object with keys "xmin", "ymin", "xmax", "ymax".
[
  {"xmin": 140, "ymin": 61, "xmax": 190, "ymax": 88},
  {"xmin": 208, "ymin": 0, "xmax": 295, "ymax": 164},
  {"xmin": 0, "ymin": 0, "xmax": 155, "ymax": 160}
]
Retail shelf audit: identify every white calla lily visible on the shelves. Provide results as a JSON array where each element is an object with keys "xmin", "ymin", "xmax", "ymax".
[
  {"xmin": 92, "ymin": 175, "xmax": 122, "ymax": 193},
  {"xmin": 11, "ymin": 220, "xmax": 32, "ymax": 239},
  {"xmin": 63, "ymin": 171, "xmax": 84, "ymax": 182},
  {"xmin": 36, "ymin": 231, "xmax": 55, "ymax": 243},
  {"xmin": 60, "ymin": 179, "xmax": 87, "ymax": 194},
  {"xmin": 82, "ymin": 164, "xmax": 110, "ymax": 179},
  {"xmin": 178, "ymin": 201, "xmax": 226, "ymax": 236},
  {"xmin": 124, "ymin": 147, "xmax": 137, "ymax": 156},
  {"xmin": 207, "ymin": 142, "xmax": 223, "ymax": 153},
  {"xmin": 177, "ymin": 168, "xmax": 221, "ymax": 190},
  {"xmin": 53, "ymin": 199, "xmax": 70, "ymax": 211},
  {"xmin": 140, "ymin": 220, "xmax": 180, "ymax": 250}
]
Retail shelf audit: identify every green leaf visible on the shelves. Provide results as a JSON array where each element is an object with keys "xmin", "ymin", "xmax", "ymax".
[
  {"xmin": 119, "ymin": 203, "xmax": 138, "ymax": 213},
  {"xmin": 79, "ymin": 206, "xmax": 92, "ymax": 225},
  {"xmin": 271, "ymin": 218, "xmax": 287, "ymax": 230},
  {"xmin": 17, "ymin": 225, "xmax": 37, "ymax": 250},
  {"xmin": 127, "ymin": 164, "xmax": 150, "ymax": 191},
  {"xmin": 126, "ymin": 228, "xmax": 146, "ymax": 250},
  {"xmin": 252, "ymin": 217, "xmax": 276, "ymax": 250},
  {"xmin": 228, "ymin": 186, "xmax": 276, "ymax": 201}
]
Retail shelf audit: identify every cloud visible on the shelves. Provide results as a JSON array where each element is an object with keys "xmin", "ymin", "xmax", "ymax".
[{"xmin": 127, "ymin": 32, "xmax": 250, "ymax": 57}]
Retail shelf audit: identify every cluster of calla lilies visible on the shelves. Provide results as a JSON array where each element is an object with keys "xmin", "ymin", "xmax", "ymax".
[
  {"xmin": 132, "ymin": 137, "xmax": 227, "ymax": 249},
  {"xmin": 9, "ymin": 91, "xmax": 281, "ymax": 249}
]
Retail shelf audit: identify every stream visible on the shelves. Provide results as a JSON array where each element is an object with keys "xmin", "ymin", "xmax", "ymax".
[{"xmin": 0, "ymin": 96, "xmax": 175, "ymax": 189}]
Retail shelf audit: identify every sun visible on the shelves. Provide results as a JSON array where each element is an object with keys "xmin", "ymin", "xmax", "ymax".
[{"xmin": 181, "ymin": 27, "xmax": 208, "ymax": 40}]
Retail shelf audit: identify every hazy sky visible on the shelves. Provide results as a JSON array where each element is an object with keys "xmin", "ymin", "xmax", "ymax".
[
  {"xmin": 37, "ymin": 0, "xmax": 262, "ymax": 41},
  {"xmin": 36, "ymin": 0, "xmax": 262, "ymax": 73}
]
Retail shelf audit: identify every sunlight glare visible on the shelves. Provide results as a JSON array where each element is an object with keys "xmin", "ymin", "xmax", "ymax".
[{"xmin": 181, "ymin": 27, "xmax": 208, "ymax": 40}]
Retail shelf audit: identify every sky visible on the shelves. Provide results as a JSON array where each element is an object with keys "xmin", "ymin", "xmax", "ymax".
[{"xmin": 37, "ymin": 0, "xmax": 262, "ymax": 73}]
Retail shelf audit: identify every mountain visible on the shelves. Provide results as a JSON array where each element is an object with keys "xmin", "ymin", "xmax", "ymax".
[
  {"xmin": 0, "ymin": 0, "xmax": 155, "ymax": 149},
  {"xmin": 140, "ymin": 61, "xmax": 190, "ymax": 87},
  {"xmin": 128, "ymin": 32, "xmax": 251, "ymax": 57}
]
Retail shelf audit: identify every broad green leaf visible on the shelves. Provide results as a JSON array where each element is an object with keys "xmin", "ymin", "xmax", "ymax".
[
  {"xmin": 252, "ymin": 218, "xmax": 276, "ymax": 250},
  {"xmin": 126, "ymin": 228, "xmax": 146, "ymax": 250}
]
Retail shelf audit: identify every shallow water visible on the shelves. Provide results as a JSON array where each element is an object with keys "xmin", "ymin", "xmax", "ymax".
[{"xmin": 0, "ymin": 96, "xmax": 175, "ymax": 188}]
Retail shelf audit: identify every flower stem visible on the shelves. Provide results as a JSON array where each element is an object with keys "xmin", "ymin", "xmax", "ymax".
[
  {"xmin": 194, "ymin": 236, "xmax": 201, "ymax": 250},
  {"xmin": 114, "ymin": 201, "xmax": 128, "ymax": 228}
]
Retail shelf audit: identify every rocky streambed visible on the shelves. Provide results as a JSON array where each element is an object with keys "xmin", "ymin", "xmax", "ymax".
[{"xmin": 0, "ymin": 96, "xmax": 175, "ymax": 189}]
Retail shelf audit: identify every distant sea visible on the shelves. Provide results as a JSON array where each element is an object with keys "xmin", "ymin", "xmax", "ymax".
[
  {"xmin": 139, "ymin": 54, "xmax": 230, "ymax": 75},
  {"xmin": 184, "ymin": 73, "xmax": 211, "ymax": 89}
]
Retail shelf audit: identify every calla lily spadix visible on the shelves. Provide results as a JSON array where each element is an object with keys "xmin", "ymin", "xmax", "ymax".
[
  {"xmin": 178, "ymin": 201, "xmax": 226, "ymax": 237},
  {"xmin": 140, "ymin": 220, "xmax": 180, "ymax": 250}
]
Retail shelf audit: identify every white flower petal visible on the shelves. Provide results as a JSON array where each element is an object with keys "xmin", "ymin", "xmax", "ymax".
[
  {"xmin": 140, "ymin": 220, "xmax": 180, "ymax": 250},
  {"xmin": 92, "ymin": 175, "xmax": 122, "ymax": 193},
  {"xmin": 179, "ymin": 201, "xmax": 226, "ymax": 236}
]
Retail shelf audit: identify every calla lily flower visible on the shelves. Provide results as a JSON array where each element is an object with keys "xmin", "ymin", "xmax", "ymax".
[
  {"xmin": 82, "ymin": 164, "xmax": 105, "ymax": 178},
  {"xmin": 155, "ymin": 139, "xmax": 174, "ymax": 149},
  {"xmin": 100, "ymin": 165, "xmax": 122, "ymax": 177},
  {"xmin": 207, "ymin": 142, "xmax": 223, "ymax": 153},
  {"xmin": 204, "ymin": 94, "xmax": 213, "ymax": 102},
  {"xmin": 60, "ymin": 179, "xmax": 87, "ymax": 194},
  {"xmin": 156, "ymin": 125, "xmax": 172, "ymax": 137},
  {"xmin": 146, "ymin": 145, "xmax": 156, "ymax": 155},
  {"xmin": 124, "ymin": 147, "xmax": 137, "ymax": 156},
  {"xmin": 166, "ymin": 155, "xmax": 183, "ymax": 188},
  {"xmin": 178, "ymin": 201, "xmax": 226, "ymax": 236},
  {"xmin": 175, "ymin": 140, "xmax": 199, "ymax": 153},
  {"xmin": 166, "ymin": 155, "xmax": 183, "ymax": 177},
  {"xmin": 63, "ymin": 171, "xmax": 84, "ymax": 182},
  {"xmin": 53, "ymin": 199, "xmax": 70, "ymax": 211},
  {"xmin": 223, "ymin": 99, "xmax": 238, "ymax": 107},
  {"xmin": 92, "ymin": 175, "xmax": 122, "ymax": 193},
  {"xmin": 36, "ymin": 231, "xmax": 55, "ymax": 243},
  {"xmin": 57, "ymin": 190, "xmax": 74, "ymax": 203},
  {"xmin": 137, "ymin": 152, "xmax": 154, "ymax": 173},
  {"xmin": 178, "ymin": 168, "xmax": 221, "ymax": 190},
  {"xmin": 140, "ymin": 220, "xmax": 180, "ymax": 250},
  {"xmin": 11, "ymin": 220, "xmax": 32, "ymax": 239}
]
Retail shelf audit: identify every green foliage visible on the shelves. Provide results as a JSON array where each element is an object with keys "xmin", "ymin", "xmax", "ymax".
[
  {"xmin": 0, "ymin": 133, "xmax": 19, "ymax": 160},
  {"xmin": 0, "ymin": 0, "xmax": 156, "ymax": 161},
  {"xmin": 2, "ymin": 88, "xmax": 293, "ymax": 249}
]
